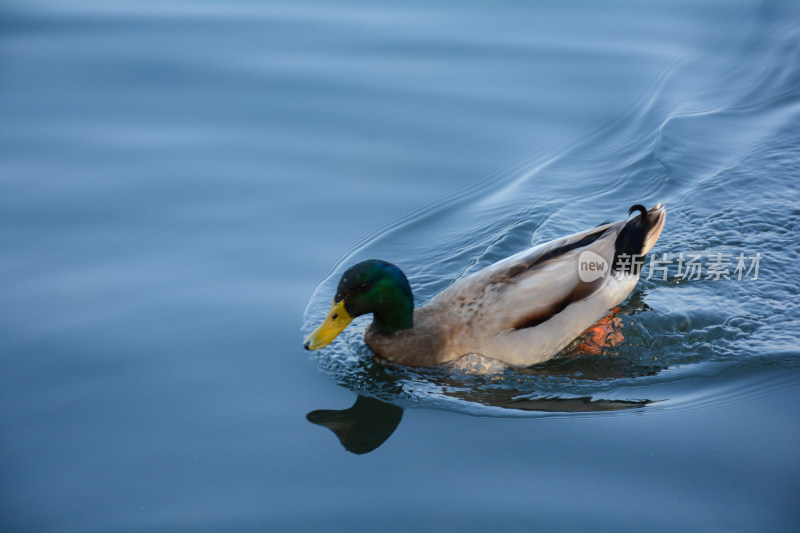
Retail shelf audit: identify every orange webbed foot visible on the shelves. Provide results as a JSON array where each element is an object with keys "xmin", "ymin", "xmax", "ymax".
[{"xmin": 573, "ymin": 308, "xmax": 624, "ymax": 355}]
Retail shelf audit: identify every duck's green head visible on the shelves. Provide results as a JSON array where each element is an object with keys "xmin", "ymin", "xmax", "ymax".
[{"xmin": 304, "ymin": 260, "xmax": 414, "ymax": 350}]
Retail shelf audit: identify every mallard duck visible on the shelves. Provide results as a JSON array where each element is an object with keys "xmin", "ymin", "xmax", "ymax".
[{"xmin": 304, "ymin": 203, "xmax": 666, "ymax": 367}]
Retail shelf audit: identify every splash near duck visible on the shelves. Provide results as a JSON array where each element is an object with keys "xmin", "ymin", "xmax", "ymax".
[{"xmin": 305, "ymin": 203, "xmax": 665, "ymax": 367}]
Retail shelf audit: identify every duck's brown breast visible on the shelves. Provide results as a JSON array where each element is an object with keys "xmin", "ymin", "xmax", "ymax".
[{"xmin": 364, "ymin": 307, "xmax": 454, "ymax": 366}]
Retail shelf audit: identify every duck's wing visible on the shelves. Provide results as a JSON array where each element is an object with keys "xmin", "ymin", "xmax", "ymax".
[
  {"xmin": 432, "ymin": 204, "xmax": 666, "ymax": 365},
  {"xmin": 436, "ymin": 221, "xmax": 621, "ymax": 329}
]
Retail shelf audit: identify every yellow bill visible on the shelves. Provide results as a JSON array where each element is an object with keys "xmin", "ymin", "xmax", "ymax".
[{"xmin": 304, "ymin": 299, "xmax": 353, "ymax": 350}]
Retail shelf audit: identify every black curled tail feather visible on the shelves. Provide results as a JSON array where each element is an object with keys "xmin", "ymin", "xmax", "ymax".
[
  {"xmin": 628, "ymin": 204, "xmax": 647, "ymax": 218},
  {"xmin": 612, "ymin": 204, "xmax": 651, "ymax": 274}
]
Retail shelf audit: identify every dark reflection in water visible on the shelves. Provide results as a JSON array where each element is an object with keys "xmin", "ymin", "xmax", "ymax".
[
  {"xmin": 307, "ymin": 396, "xmax": 403, "ymax": 455},
  {"xmin": 308, "ymin": 393, "xmax": 650, "ymax": 454},
  {"xmin": 308, "ymin": 361, "xmax": 653, "ymax": 454}
]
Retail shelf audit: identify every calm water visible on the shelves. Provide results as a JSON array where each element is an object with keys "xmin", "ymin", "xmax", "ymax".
[{"xmin": 2, "ymin": 1, "xmax": 800, "ymax": 531}]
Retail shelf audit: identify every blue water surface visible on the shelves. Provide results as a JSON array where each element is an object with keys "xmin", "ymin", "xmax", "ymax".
[{"xmin": 2, "ymin": 1, "xmax": 800, "ymax": 532}]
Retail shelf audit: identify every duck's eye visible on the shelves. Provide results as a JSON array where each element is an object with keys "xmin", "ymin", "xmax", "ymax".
[{"xmin": 358, "ymin": 282, "xmax": 370, "ymax": 291}]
